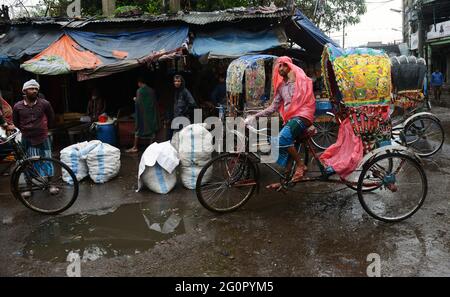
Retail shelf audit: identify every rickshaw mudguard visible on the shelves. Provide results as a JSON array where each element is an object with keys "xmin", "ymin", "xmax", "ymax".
[
  {"xmin": 355, "ymin": 144, "xmax": 422, "ymax": 171},
  {"xmin": 403, "ymin": 112, "xmax": 441, "ymax": 127}
]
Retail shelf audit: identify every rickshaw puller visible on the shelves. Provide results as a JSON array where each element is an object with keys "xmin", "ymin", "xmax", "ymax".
[{"xmin": 245, "ymin": 56, "xmax": 316, "ymax": 189}]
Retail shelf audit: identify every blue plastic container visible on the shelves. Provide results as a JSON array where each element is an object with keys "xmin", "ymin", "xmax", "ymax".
[
  {"xmin": 96, "ymin": 122, "xmax": 117, "ymax": 146},
  {"xmin": 315, "ymin": 100, "xmax": 333, "ymax": 116}
]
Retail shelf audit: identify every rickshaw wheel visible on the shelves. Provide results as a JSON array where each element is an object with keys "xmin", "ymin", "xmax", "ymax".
[
  {"xmin": 311, "ymin": 115, "xmax": 339, "ymax": 150},
  {"xmin": 357, "ymin": 152, "xmax": 427, "ymax": 223},
  {"xmin": 403, "ymin": 116, "xmax": 444, "ymax": 158}
]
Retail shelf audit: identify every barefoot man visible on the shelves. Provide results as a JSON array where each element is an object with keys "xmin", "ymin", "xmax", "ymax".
[{"xmin": 245, "ymin": 56, "xmax": 316, "ymax": 189}]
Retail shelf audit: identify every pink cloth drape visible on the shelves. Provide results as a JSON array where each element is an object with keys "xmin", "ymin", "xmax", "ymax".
[{"xmin": 319, "ymin": 118, "xmax": 364, "ymax": 178}]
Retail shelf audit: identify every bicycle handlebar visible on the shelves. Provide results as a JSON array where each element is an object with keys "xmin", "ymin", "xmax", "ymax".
[
  {"xmin": 246, "ymin": 125, "xmax": 269, "ymax": 133},
  {"xmin": 0, "ymin": 128, "xmax": 20, "ymax": 145}
]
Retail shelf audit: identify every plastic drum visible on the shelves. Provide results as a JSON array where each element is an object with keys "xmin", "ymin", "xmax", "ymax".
[
  {"xmin": 315, "ymin": 99, "xmax": 333, "ymax": 116},
  {"xmin": 95, "ymin": 121, "xmax": 117, "ymax": 146}
]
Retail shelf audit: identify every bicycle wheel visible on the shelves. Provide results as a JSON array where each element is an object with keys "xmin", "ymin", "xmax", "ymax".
[
  {"xmin": 11, "ymin": 157, "xmax": 79, "ymax": 215},
  {"xmin": 403, "ymin": 116, "xmax": 444, "ymax": 157},
  {"xmin": 311, "ymin": 115, "xmax": 339, "ymax": 150},
  {"xmin": 196, "ymin": 153, "xmax": 257, "ymax": 213},
  {"xmin": 357, "ymin": 152, "xmax": 427, "ymax": 223}
]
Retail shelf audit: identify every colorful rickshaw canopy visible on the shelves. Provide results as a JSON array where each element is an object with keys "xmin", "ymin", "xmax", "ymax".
[{"xmin": 321, "ymin": 43, "xmax": 392, "ymax": 107}]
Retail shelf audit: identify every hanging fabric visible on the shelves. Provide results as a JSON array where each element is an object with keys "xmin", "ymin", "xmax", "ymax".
[{"xmin": 245, "ymin": 59, "xmax": 266, "ymax": 108}]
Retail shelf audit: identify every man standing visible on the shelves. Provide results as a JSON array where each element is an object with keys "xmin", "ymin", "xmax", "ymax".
[
  {"xmin": 173, "ymin": 74, "xmax": 197, "ymax": 122},
  {"xmin": 171, "ymin": 74, "xmax": 197, "ymax": 139},
  {"xmin": 13, "ymin": 79, "xmax": 57, "ymax": 197},
  {"xmin": 126, "ymin": 77, "xmax": 160, "ymax": 153},
  {"xmin": 431, "ymin": 68, "xmax": 444, "ymax": 102},
  {"xmin": 245, "ymin": 56, "xmax": 316, "ymax": 189}
]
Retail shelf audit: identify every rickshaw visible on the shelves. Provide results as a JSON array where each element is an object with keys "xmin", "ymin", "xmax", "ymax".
[
  {"xmin": 195, "ymin": 48, "xmax": 428, "ymax": 223},
  {"xmin": 313, "ymin": 50, "xmax": 444, "ymax": 157},
  {"xmin": 390, "ymin": 55, "xmax": 444, "ymax": 157}
]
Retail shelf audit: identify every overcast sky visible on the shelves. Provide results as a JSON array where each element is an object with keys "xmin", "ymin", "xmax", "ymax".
[{"xmin": 330, "ymin": 0, "xmax": 403, "ymax": 47}]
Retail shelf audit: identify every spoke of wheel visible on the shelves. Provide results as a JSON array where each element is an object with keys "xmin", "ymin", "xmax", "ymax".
[
  {"xmin": 201, "ymin": 182, "xmax": 227, "ymax": 195},
  {"xmin": 202, "ymin": 181, "xmax": 227, "ymax": 189},
  {"xmin": 393, "ymin": 159, "xmax": 406, "ymax": 175},
  {"xmin": 205, "ymin": 185, "xmax": 228, "ymax": 205},
  {"xmin": 422, "ymin": 131, "xmax": 442, "ymax": 139},
  {"xmin": 412, "ymin": 120, "xmax": 434, "ymax": 135}
]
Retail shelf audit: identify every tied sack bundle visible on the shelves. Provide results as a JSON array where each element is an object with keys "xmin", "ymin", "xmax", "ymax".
[
  {"xmin": 86, "ymin": 142, "xmax": 121, "ymax": 183},
  {"xmin": 60, "ymin": 140, "xmax": 101, "ymax": 184},
  {"xmin": 137, "ymin": 141, "xmax": 179, "ymax": 194},
  {"xmin": 176, "ymin": 124, "xmax": 214, "ymax": 189}
]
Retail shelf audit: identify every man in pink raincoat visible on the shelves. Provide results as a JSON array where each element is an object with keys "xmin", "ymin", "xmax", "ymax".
[{"xmin": 245, "ymin": 56, "xmax": 316, "ymax": 189}]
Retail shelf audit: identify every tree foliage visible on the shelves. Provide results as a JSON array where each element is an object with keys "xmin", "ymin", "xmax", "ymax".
[
  {"xmin": 115, "ymin": 0, "xmax": 365, "ymax": 31},
  {"xmin": 39, "ymin": 0, "xmax": 102, "ymax": 17},
  {"xmin": 295, "ymin": 0, "xmax": 366, "ymax": 32},
  {"xmin": 30, "ymin": 0, "xmax": 366, "ymax": 33}
]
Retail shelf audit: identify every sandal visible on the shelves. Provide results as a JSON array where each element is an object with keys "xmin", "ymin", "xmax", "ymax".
[
  {"xmin": 266, "ymin": 182, "xmax": 282, "ymax": 190},
  {"xmin": 291, "ymin": 165, "xmax": 307, "ymax": 183}
]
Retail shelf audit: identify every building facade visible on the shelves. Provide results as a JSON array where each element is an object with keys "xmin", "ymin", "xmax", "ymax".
[{"xmin": 403, "ymin": 0, "xmax": 450, "ymax": 86}]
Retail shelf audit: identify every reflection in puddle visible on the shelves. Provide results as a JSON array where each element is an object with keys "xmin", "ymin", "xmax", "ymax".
[{"xmin": 23, "ymin": 203, "xmax": 187, "ymax": 263}]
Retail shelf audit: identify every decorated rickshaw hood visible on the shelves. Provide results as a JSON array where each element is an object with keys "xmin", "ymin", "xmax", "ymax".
[{"xmin": 321, "ymin": 43, "xmax": 392, "ymax": 107}]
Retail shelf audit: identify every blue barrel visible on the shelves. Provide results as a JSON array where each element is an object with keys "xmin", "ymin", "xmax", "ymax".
[
  {"xmin": 315, "ymin": 100, "xmax": 333, "ymax": 116},
  {"xmin": 96, "ymin": 122, "xmax": 117, "ymax": 146}
]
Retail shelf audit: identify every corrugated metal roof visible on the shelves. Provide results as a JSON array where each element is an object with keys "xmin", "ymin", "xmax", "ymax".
[{"xmin": 11, "ymin": 7, "xmax": 291, "ymax": 28}]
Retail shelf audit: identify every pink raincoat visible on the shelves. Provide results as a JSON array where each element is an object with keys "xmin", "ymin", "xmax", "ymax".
[{"xmin": 272, "ymin": 56, "xmax": 316, "ymax": 124}]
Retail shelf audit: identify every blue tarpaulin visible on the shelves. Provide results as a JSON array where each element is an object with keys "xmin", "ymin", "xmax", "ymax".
[
  {"xmin": 0, "ymin": 55, "xmax": 18, "ymax": 68},
  {"xmin": 0, "ymin": 27, "xmax": 61, "ymax": 60},
  {"xmin": 66, "ymin": 26, "xmax": 189, "ymax": 60},
  {"xmin": 64, "ymin": 26, "xmax": 189, "ymax": 80},
  {"xmin": 289, "ymin": 9, "xmax": 339, "ymax": 58},
  {"xmin": 192, "ymin": 27, "xmax": 287, "ymax": 58}
]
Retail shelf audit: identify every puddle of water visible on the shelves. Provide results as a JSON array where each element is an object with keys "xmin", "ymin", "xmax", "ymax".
[{"xmin": 22, "ymin": 203, "xmax": 187, "ymax": 263}]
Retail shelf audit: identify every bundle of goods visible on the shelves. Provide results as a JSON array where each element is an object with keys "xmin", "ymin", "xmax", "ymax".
[{"xmin": 137, "ymin": 141, "xmax": 179, "ymax": 194}]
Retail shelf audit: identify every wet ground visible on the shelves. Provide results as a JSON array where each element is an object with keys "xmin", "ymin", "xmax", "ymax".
[{"xmin": 1, "ymin": 107, "xmax": 450, "ymax": 277}]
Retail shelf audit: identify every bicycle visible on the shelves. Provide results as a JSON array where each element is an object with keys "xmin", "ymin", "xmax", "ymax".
[
  {"xmin": 195, "ymin": 120, "xmax": 428, "ymax": 223},
  {"xmin": 0, "ymin": 129, "xmax": 79, "ymax": 215}
]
